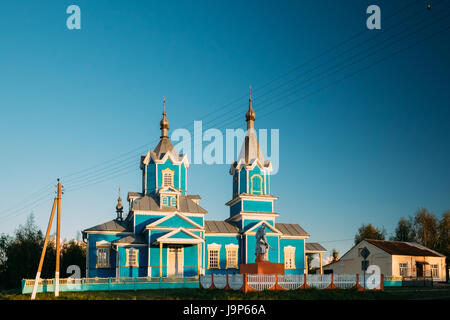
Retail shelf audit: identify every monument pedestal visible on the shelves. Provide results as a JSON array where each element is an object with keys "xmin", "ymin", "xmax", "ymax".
[{"xmin": 240, "ymin": 254, "xmax": 285, "ymax": 275}]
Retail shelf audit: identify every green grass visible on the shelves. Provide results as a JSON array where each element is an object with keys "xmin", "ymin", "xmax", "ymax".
[{"xmin": 1, "ymin": 286, "xmax": 450, "ymax": 300}]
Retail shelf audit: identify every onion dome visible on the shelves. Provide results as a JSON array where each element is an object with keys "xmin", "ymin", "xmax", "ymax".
[{"xmin": 246, "ymin": 86, "xmax": 256, "ymax": 129}]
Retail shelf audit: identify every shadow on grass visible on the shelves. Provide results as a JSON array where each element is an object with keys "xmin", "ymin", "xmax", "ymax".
[{"xmin": 2, "ymin": 287, "xmax": 450, "ymax": 300}]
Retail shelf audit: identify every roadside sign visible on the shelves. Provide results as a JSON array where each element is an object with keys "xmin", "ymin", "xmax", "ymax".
[
  {"xmin": 361, "ymin": 247, "xmax": 370, "ymax": 259},
  {"xmin": 361, "ymin": 260, "xmax": 369, "ymax": 271}
]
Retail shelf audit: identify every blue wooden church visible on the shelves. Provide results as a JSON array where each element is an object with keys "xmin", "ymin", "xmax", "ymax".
[{"xmin": 82, "ymin": 95, "xmax": 326, "ymax": 279}]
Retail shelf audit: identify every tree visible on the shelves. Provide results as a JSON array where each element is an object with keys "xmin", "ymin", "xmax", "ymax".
[
  {"xmin": 391, "ymin": 217, "xmax": 415, "ymax": 242},
  {"xmin": 0, "ymin": 214, "xmax": 50, "ymax": 289},
  {"xmin": 354, "ymin": 223, "xmax": 386, "ymax": 245},
  {"xmin": 0, "ymin": 215, "xmax": 86, "ymax": 289},
  {"xmin": 436, "ymin": 211, "xmax": 450, "ymax": 270},
  {"xmin": 413, "ymin": 208, "xmax": 439, "ymax": 249},
  {"xmin": 61, "ymin": 240, "xmax": 86, "ymax": 278}
]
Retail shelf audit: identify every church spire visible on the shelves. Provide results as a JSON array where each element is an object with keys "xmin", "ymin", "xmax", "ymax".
[
  {"xmin": 246, "ymin": 86, "xmax": 256, "ymax": 130},
  {"xmin": 160, "ymin": 97, "xmax": 170, "ymax": 138},
  {"xmin": 115, "ymin": 185, "xmax": 123, "ymax": 221}
]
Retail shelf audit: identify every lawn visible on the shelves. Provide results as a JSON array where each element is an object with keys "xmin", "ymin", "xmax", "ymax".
[{"xmin": 1, "ymin": 286, "xmax": 450, "ymax": 300}]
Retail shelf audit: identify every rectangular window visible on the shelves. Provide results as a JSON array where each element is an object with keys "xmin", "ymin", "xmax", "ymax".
[
  {"xmin": 284, "ymin": 247, "xmax": 295, "ymax": 269},
  {"xmin": 431, "ymin": 264, "xmax": 439, "ymax": 278},
  {"xmin": 97, "ymin": 247, "xmax": 110, "ymax": 268},
  {"xmin": 162, "ymin": 196, "xmax": 169, "ymax": 206},
  {"xmin": 399, "ymin": 262, "xmax": 408, "ymax": 277},
  {"xmin": 208, "ymin": 249, "xmax": 219, "ymax": 269},
  {"xmin": 226, "ymin": 249, "xmax": 238, "ymax": 269},
  {"xmin": 170, "ymin": 196, "xmax": 177, "ymax": 207},
  {"xmin": 163, "ymin": 172, "xmax": 174, "ymax": 187},
  {"xmin": 127, "ymin": 248, "xmax": 139, "ymax": 267}
]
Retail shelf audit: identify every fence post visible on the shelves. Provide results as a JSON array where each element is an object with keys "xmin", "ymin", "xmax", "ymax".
[
  {"xmin": 273, "ymin": 274, "xmax": 277, "ymax": 291},
  {"xmin": 380, "ymin": 274, "xmax": 384, "ymax": 291},
  {"xmin": 241, "ymin": 273, "xmax": 248, "ymax": 294},
  {"xmin": 108, "ymin": 277, "xmax": 111, "ymax": 291},
  {"xmin": 356, "ymin": 274, "xmax": 361, "ymax": 291},
  {"xmin": 211, "ymin": 273, "xmax": 215, "ymax": 289},
  {"xmin": 225, "ymin": 274, "xmax": 230, "ymax": 290},
  {"xmin": 303, "ymin": 273, "xmax": 307, "ymax": 289}
]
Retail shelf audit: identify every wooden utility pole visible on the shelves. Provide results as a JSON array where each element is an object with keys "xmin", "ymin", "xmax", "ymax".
[
  {"xmin": 30, "ymin": 197, "xmax": 57, "ymax": 300},
  {"xmin": 55, "ymin": 179, "xmax": 62, "ymax": 297},
  {"xmin": 30, "ymin": 179, "xmax": 63, "ymax": 300}
]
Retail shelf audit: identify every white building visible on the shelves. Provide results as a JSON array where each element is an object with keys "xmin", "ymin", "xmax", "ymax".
[{"xmin": 323, "ymin": 239, "xmax": 447, "ymax": 282}]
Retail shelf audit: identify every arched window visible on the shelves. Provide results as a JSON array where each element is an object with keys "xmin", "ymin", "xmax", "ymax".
[{"xmin": 250, "ymin": 174, "xmax": 263, "ymax": 195}]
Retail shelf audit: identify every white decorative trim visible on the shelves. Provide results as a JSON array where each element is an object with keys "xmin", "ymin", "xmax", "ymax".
[
  {"xmin": 205, "ymin": 233, "xmax": 239, "ymax": 237},
  {"xmin": 243, "ymin": 220, "xmax": 281, "ymax": 235},
  {"xmin": 133, "ymin": 210, "xmax": 206, "ymax": 217},
  {"xmin": 230, "ymin": 157, "xmax": 272, "ymax": 175},
  {"xmin": 142, "ymin": 149, "xmax": 190, "ymax": 168},
  {"xmin": 207, "ymin": 243, "xmax": 222, "ymax": 249},
  {"xmin": 84, "ymin": 231, "xmax": 133, "ymax": 235},
  {"xmin": 282, "ymin": 235, "xmax": 310, "ymax": 240},
  {"xmin": 145, "ymin": 212, "xmax": 203, "ymax": 229},
  {"xmin": 96, "ymin": 240, "xmax": 111, "ymax": 247},
  {"xmin": 153, "ymin": 227, "xmax": 204, "ymax": 244}
]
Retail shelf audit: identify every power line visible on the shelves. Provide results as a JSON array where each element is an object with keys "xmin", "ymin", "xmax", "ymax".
[
  {"xmin": 61, "ymin": 12, "xmax": 450, "ymax": 199},
  {"xmin": 2, "ymin": 1, "xmax": 447, "ymax": 221},
  {"xmin": 59, "ymin": 0, "xmax": 421, "ymax": 184},
  {"xmin": 62, "ymin": 2, "xmax": 442, "ymax": 191}
]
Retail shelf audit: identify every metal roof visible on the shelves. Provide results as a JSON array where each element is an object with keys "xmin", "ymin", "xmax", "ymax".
[
  {"xmin": 275, "ymin": 223, "xmax": 309, "ymax": 236},
  {"xmin": 83, "ymin": 219, "xmax": 130, "ymax": 233},
  {"xmin": 305, "ymin": 242, "xmax": 327, "ymax": 252},
  {"xmin": 205, "ymin": 220, "xmax": 239, "ymax": 233},
  {"xmin": 113, "ymin": 234, "xmax": 146, "ymax": 245},
  {"xmin": 132, "ymin": 194, "xmax": 207, "ymax": 214},
  {"xmin": 151, "ymin": 137, "xmax": 181, "ymax": 160},
  {"xmin": 366, "ymin": 239, "xmax": 445, "ymax": 257}
]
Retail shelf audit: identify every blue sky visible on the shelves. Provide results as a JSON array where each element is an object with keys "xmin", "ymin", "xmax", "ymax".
[{"xmin": 0, "ymin": 0, "xmax": 449, "ymax": 260}]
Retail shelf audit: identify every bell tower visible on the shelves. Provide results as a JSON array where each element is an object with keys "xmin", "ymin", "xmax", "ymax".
[{"xmin": 226, "ymin": 88, "xmax": 278, "ymax": 229}]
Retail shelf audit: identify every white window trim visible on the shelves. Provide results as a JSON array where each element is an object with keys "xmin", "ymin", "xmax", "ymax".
[
  {"xmin": 96, "ymin": 247, "xmax": 110, "ymax": 268},
  {"xmin": 207, "ymin": 243, "xmax": 221, "ymax": 269},
  {"xmin": 225, "ymin": 244, "xmax": 239, "ymax": 269},
  {"xmin": 125, "ymin": 248, "xmax": 139, "ymax": 267},
  {"xmin": 162, "ymin": 168, "xmax": 175, "ymax": 188},
  {"xmin": 284, "ymin": 246, "xmax": 296, "ymax": 269}
]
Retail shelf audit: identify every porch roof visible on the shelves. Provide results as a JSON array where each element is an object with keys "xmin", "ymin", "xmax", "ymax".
[
  {"xmin": 113, "ymin": 234, "xmax": 147, "ymax": 245},
  {"xmin": 305, "ymin": 242, "xmax": 327, "ymax": 253}
]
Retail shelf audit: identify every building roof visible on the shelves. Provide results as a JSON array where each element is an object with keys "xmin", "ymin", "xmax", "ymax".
[
  {"xmin": 83, "ymin": 219, "xmax": 131, "ymax": 233},
  {"xmin": 365, "ymin": 239, "xmax": 445, "ymax": 257},
  {"xmin": 131, "ymin": 193, "xmax": 207, "ymax": 214},
  {"xmin": 205, "ymin": 220, "xmax": 239, "ymax": 233},
  {"xmin": 151, "ymin": 136, "xmax": 181, "ymax": 161},
  {"xmin": 275, "ymin": 223, "xmax": 309, "ymax": 237},
  {"xmin": 112, "ymin": 234, "xmax": 146, "ymax": 245},
  {"xmin": 305, "ymin": 242, "xmax": 327, "ymax": 252}
]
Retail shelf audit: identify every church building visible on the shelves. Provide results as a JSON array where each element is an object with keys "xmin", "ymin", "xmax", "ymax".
[{"xmin": 82, "ymin": 94, "xmax": 326, "ymax": 279}]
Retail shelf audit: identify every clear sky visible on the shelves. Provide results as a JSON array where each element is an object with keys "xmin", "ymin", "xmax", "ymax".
[{"xmin": 0, "ymin": 0, "xmax": 449, "ymax": 261}]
